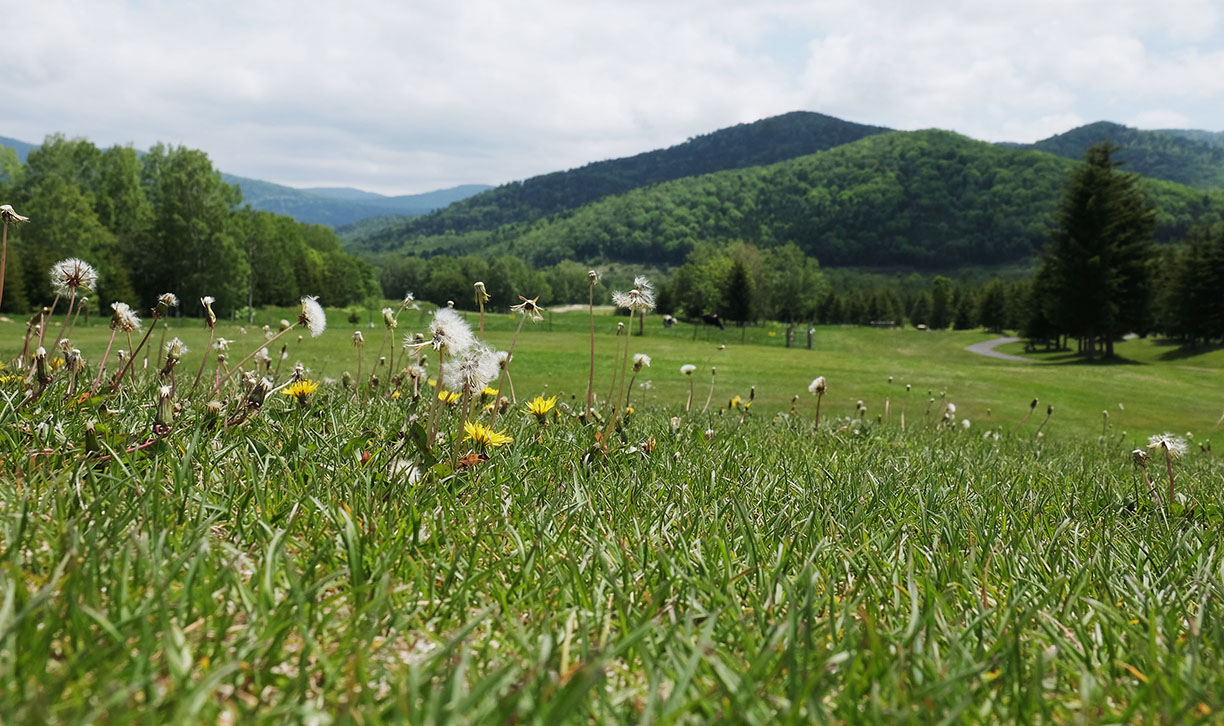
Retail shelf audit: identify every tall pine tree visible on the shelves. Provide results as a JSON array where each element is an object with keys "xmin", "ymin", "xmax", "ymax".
[{"xmin": 1039, "ymin": 142, "xmax": 1155, "ymax": 358}]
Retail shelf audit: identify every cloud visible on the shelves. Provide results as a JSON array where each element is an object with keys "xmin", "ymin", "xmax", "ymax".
[{"xmin": 1, "ymin": 0, "xmax": 1221, "ymax": 193}]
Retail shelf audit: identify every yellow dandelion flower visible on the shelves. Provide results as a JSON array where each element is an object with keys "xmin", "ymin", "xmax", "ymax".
[
  {"xmin": 281, "ymin": 379, "xmax": 320, "ymax": 401},
  {"xmin": 438, "ymin": 389, "xmax": 461, "ymax": 404},
  {"xmin": 464, "ymin": 420, "xmax": 513, "ymax": 447},
  {"xmin": 481, "ymin": 386, "xmax": 499, "ymax": 398},
  {"xmin": 729, "ymin": 395, "xmax": 742, "ymax": 409},
  {"xmin": 427, "ymin": 379, "xmax": 438, "ymax": 388},
  {"xmin": 523, "ymin": 395, "xmax": 557, "ymax": 418},
  {"xmin": 391, "ymin": 390, "xmax": 401, "ymax": 400}
]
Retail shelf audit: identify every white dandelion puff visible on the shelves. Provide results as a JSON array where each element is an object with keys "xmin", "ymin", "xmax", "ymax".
[
  {"xmin": 49, "ymin": 258, "xmax": 98, "ymax": 295},
  {"xmin": 298, "ymin": 295, "xmax": 326, "ymax": 337}
]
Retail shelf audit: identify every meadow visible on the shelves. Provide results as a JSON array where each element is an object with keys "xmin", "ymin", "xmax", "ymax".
[{"xmin": 1, "ymin": 301, "xmax": 1222, "ymax": 723}]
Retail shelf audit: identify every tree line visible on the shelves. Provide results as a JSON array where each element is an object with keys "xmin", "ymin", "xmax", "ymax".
[{"xmin": 0, "ymin": 135, "xmax": 380, "ymax": 317}]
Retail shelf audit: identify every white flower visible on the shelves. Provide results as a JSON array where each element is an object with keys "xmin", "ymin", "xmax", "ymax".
[
  {"xmin": 410, "ymin": 307, "xmax": 474, "ymax": 356},
  {"xmin": 511, "ymin": 295, "xmax": 545, "ymax": 322},
  {"xmin": 443, "ymin": 342, "xmax": 499, "ymax": 395},
  {"xmin": 49, "ymin": 258, "xmax": 98, "ymax": 295},
  {"xmin": 808, "ymin": 376, "xmax": 826, "ymax": 395},
  {"xmin": 352, "ymin": 330, "xmax": 364, "ymax": 345},
  {"xmin": 1147, "ymin": 433, "xmax": 1188, "ymax": 458},
  {"xmin": 164, "ymin": 337, "xmax": 188, "ymax": 360},
  {"xmin": 382, "ymin": 307, "xmax": 397, "ymax": 329},
  {"xmin": 298, "ymin": 295, "xmax": 327, "ymax": 337},
  {"xmin": 681, "ymin": 364, "xmax": 696, "ymax": 375},
  {"xmin": 213, "ymin": 337, "xmax": 231, "ymax": 351},
  {"xmin": 961, "ymin": 419, "xmax": 971, "ymax": 429},
  {"xmin": 110, "ymin": 301, "xmax": 142, "ymax": 332},
  {"xmin": 0, "ymin": 204, "xmax": 29, "ymax": 224},
  {"xmin": 632, "ymin": 353, "xmax": 651, "ymax": 371},
  {"xmin": 158, "ymin": 292, "xmax": 179, "ymax": 308}
]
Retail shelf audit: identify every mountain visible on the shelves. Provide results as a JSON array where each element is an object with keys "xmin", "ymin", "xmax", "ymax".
[
  {"xmin": 1158, "ymin": 128, "xmax": 1224, "ymax": 149},
  {"xmin": 353, "ymin": 129, "xmax": 1224, "ymax": 269},
  {"xmin": 1021, "ymin": 122, "xmax": 1224, "ymax": 189},
  {"xmin": 342, "ymin": 111, "xmax": 892, "ymax": 249},
  {"xmin": 220, "ymin": 173, "xmax": 491, "ymax": 227},
  {"xmin": 0, "ymin": 135, "xmax": 38, "ymax": 162},
  {"xmin": 2, "ymin": 134, "xmax": 488, "ymax": 227}
]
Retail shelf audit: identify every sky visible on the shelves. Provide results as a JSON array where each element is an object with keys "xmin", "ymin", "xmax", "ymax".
[{"xmin": 3, "ymin": 0, "xmax": 1223, "ymax": 195}]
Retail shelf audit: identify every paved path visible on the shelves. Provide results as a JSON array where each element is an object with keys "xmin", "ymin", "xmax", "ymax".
[{"xmin": 964, "ymin": 336, "xmax": 1028, "ymax": 362}]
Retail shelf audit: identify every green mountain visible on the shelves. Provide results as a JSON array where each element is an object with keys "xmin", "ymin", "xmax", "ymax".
[
  {"xmin": 0, "ymin": 135, "xmax": 38, "ymax": 161},
  {"xmin": 219, "ymin": 174, "xmax": 490, "ymax": 227},
  {"xmin": 1023, "ymin": 121, "xmax": 1224, "ymax": 189},
  {"xmin": 342, "ymin": 111, "xmax": 891, "ymax": 249},
  {"xmin": 356, "ymin": 130, "xmax": 1224, "ymax": 269},
  {"xmin": 1158, "ymin": 128, "xmax": 1224, "ymax": 149}
]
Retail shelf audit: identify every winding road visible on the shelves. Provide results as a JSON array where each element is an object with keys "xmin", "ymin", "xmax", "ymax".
[{"xmin": 964, "ymin": 336, "xmax": 1027, "ymax": 362}]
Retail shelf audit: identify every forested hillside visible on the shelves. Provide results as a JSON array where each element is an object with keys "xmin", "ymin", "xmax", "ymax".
[
  {"xmin": 353, "ymin": 130, "xmax": 1224, "ymax": 269},
  {"xmin": 342, "ymin": 111, "xmax": 890, "ymax": 247},
  {"xmin": 0, "ymin": 135, "xmax": 381, "ymax": 315},
  {"xmin": 1025, "ymin": 122, "xmax": 1224, "ymax": 189}
]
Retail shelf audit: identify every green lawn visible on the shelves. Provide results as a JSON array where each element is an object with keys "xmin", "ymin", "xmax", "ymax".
[
  {"xmin": 1, "ymin": 306, "xmax": 1222, "ymax": 723},
  {"xmin": 6, "ymin": 305, "xmax": 1220, "ymax": 442}
]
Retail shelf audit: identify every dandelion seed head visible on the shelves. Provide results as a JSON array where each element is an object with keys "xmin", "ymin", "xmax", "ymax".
[
  {"xmin": 158, "ymin": 293, "xmax": 179, "ymax": 309},
  {"xmin": 444, "ymin": 342, "xmax": 499, "ymax": 395},
  {"xmin": 110, "ymin": 301, "xmax": 141, "ymax": 332},
  {"xmin": 632, "ymin": 353, "xmax": 651, "ymax": 371},
  {"xmin": 298, "ymin": 296, "xmax": 326, "ymax": 337},
  {"xmin": 164, "ymin": 337, "xmax": 188, "ymax": 359},
  {"xmin": 1147, "ymin": 433, "xmax": 1188, "ymax": 458},
  {"xmin": 352, "ymin": 330, "xmax": 364, "ymax": 345},
  {"xmin": 511, "ymin": 295, "xmax": 545, "ymax": 323},
  {"xmin": 588, "ymin": 270, "xmax": 601, "ymax": 284},
  {"xmin": 158, "ymin": 385, "xmax": 172, "ymax": 398},
  {"xmin": 808, "ymin": 376, "xmax": 826, "ymax": 395},
  {"xmin": 681, "ymin": 364, "xmax": 696, "ymax": 376},
  {"xmin": 49, "ymin": 258, "xmax": 98, "ymax": 295},
  {"xmin": 419, "ymin": 307, "xmax": 474, "ymax": 356},
  {"xmin": 0, "ymin": 204, "xmax": 30, "ymax": 224}
]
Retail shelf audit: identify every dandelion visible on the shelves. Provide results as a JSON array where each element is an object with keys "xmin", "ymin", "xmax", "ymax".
[
  {"xmin": 809, "ymin": 376, "xmax": 827, "ymax": 428},
  {"xmin": 605, "ymin": 277, "xmax": 655, "ymax": 436},
  {"xmin": 488, "ymin": 297, "xmax": 541, "ymax": 427},
  {"xmin": 1034, "ymin": 404, "xmax": 1053, "ymax": 439},
  {"xmin": 1147, "ymin": 433, "xmax": 1188, "ymax": 506},
  {"xmin": 111, "ymin": 292, "xmax": 178, "ymax": 389},
  {"xmin": 352, "ymin": 330, "xmax": 365, "ymax": 397},
  {"xmin": 463, "ymin": 420, "xmax": 512, "ymax": 448},
  {"xmin": 962, "ymin": 418, "xmax": 971, "ymax": 429},
  {"xmin": 190, "ymin": 296, "xmax": 220, "ymax": 393},
  {"xmin": 154, "ymin": 384, "xmax": 175, "ymax": 433},
  {"xmin": 1011, "ymin": 398, "xmax": 1039, "ymax": 437},
  {"xmin": 0, "ymin": 203, "xmax": 30, "ymax": 311},
  {"xmin": 160, "ymin": 337, "xmax": 188, "ymax": 380},
  {"xmin": 299, "ymin": 296, "xmax": 326, "ymax": 338},
  {"xmin": 625, "ymin": 353, "xmax": 651, "ymax": 408},
  {"xmin": 524, "ymin": 394, "xmax": 558, "ymax": 423},
  {"xmin": 281, "ymin": 379, "xmax": 320, "ymax": 408},
  {"xmin": 48, "ymin": 258, "xmax": 98, "ymax": 352},
  {"xmin": 681, "ymin": 363, "xmax": 697, "ymax": 411},
  {"xmin": 585, "ymin": 269, "xmax": 601, "ymax": 413},
  {"xmin": 156, "ymin": 293, "xmax": 179, "ymax": 317},
  {"xmin": 474, "ymin": 281, "xmax": 490, "ymax": 335},
  {"xmin": 510, "ymin": 295, "xmax": 545, "ymax": 323}
]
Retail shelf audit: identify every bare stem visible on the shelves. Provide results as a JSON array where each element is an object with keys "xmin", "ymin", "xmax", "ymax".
[
  {"xmin": 488, "ymin": 314, "xmax": 527, "ymax": 430},
  {"xmin": 586, "ymin": 283, "xmax": 595, "ymax": 413},
  {"xmin": 190, "ymin": 326, "xmax": 217, "ymax": 394},
  {"xmin": 90, "ymin": 327, "xmax": 119, "ymax": 395},
  {"xmin": 213, "ymin": 326, "xmax": 294, "ymax": 394}
]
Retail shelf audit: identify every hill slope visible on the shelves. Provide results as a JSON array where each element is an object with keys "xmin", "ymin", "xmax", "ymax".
[
  {"xmin": 342, "ymin": 111, "xmax": 891, "ymax": 248},
  {"xmin": 0, "ymin": 135, "xmax": 38, "ymax": 162},
  {"xmin": 1024, "ymin": 122, "xmax": 1224, "ymax": 189},
  {"xmin": 220, "ymin": 174, "xmax": 490, "ymax": 227},
  {"xmin": 361, "ymin": 130, "xmax": 1224, "ymax": 269}
]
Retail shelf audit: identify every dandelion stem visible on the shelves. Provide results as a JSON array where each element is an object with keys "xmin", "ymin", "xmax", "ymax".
[
  {"xmin": 37, "ymin": 295, "xmax": 61, "ymax": 350},
  {"xmin": 0, "ymin": 221, "xmax": 8, "ymax": 311},
  {"xmin": 426, "ymin": 349, "xmax": 447, "ymax": 447},
  {"xmin": 701, "ymin": 367, "xmax": 716, "ymax": 414},
  {"xmin": 50, "ymin": 291, "xmax": 77, "ymax": 354},
  {"xmin": 488, "ymin": 314, "xmax": 527, "ymax": 429},
  {"xmin": 814, "ymin": 391, "xmax": 823, "ymax": 429},
  {"xmin": 603, "ymin": 331, "xmax": 623, "ymax": 420},
  {"xmin": 1163, "ymin": 445, "xmax": 1176, "ymax": 507},
  {"xmin": 214, "ymin": 326, "xmax": 293, "ymax": 394},
  {"xmin": 685, "ymin": 377, "xmax": 694, "ymax": 413},
  {"xmin": 90, "ymin": 327, "xmax": 118, "ymax": 395},
  {"xmin": 190, "ymin": 326, "xmax": 217, "ymax": 395},
  {"xmin": 586, "ymin": 282, "xmax": 596, "ymax": 414},
  {"xmin": 355, "ymin": 344, "xmax": 363, "ymax": 400},
  {"xmin": 112, "ymin": 316, "xmax": 160, "ymax": 389}
]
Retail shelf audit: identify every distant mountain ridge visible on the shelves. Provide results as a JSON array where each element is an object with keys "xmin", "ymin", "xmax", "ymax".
[
  {"xmin": 346, "ymin": 111, "xmax": 893, "ymax": 248},
  {"xmin": 0, "ymin": 134, "xmax": 489, "ymax": 227}
]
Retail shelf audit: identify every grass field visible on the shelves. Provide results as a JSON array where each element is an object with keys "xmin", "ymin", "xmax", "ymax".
[{"xmin": 1, "ymin": 303, "xmax": 1222, "ymax": 723}]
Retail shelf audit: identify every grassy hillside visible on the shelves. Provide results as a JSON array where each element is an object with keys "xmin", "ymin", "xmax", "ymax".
[
  {"xmin": 342, "ymin": 111, "xmax": 891, "ymax": 248},
  {"xmin": 1027, "ymin": 121, "xmax": 1224, "ymax": 189},
  {"xmin": 352, "ymin": 130, "xmax": 1224, "ymax": 268}
]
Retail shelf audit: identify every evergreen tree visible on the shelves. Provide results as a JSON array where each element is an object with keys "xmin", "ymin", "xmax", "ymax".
[
  {"xmin": 909, "ymin": 291, "xmax": 932, "ymax": 327},
  {"xmin": 929, "ymin": 276, "xmax": 953, "ymax": 329},
  {"xmin": 977, "ymin": 278, "xmax": 1009, "ymax": 333},
  {"xmin": 724, "ymin": 259, "xmax": 754, "ymax": 327},
  {"xmin": 1039, "ymin": 142, "xmax": 1156, "ymax": 358}
]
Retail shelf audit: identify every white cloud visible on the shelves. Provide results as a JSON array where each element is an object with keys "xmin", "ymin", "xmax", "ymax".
[
  {"xmin": 0, "ymin": 0, "xmax": 1221, "ymax": 193},
  {"xmin": 1129, "ymin": 110, "xmax": 1192, "ymax": 129}
]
